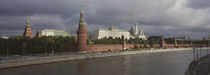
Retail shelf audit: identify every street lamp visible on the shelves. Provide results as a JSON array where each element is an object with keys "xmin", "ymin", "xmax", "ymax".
[
  {"xmin": 45, "ymin": 42, "xmax": 47, "ymax": 54},
  {"xmin": 6, "ymin": 40, "xmax": 8, "ymax": 56},
  {"xmin": 22, "ymin": 42, "xmax": 26, "ymax": 55}
]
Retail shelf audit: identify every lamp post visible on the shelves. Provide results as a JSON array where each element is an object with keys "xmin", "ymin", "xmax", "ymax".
[
  {"xmin": 206, "ymin": 46, "xmax": 209, "ymax": 55},
  {"xmin": 22, "ymin": 42, "xmax": 26, "ymax": 55},
  {"xmin": 6, "ymin": 40, "xmax": 9, "ymax": 56},
  {"xmin": 193, "ymin": 47, "xmax": 195, "ymax": 63},
  {"xmin": 45, "ymin": 42, "xmax": 47, "ymax": 54},
  {"xmin": 200, "ymin": 47, "xmax": 202, "ymax": 57},
  {"xmin": 206, "ymin": 40, "xmax": 209, "ymax": 55}
]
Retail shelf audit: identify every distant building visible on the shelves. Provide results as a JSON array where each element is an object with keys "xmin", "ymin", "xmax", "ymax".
[
  {"xmin": 137, "ymin": 28, "xmax": 147, "ymax": 40},
  {"xmin": 92, "ymin": 25, "xmax": 131, "ymax": 40},
  {"xmin": 40, "ymin": 29, "xmax": 70, "ymax": 37},
  {"xmin": 203, "ymin": 34, "xmax": 210, "ymax": 40},
  {"xmin": 35, "ymin": 28, "xmax": 40, "ymax": 37},
  {"xmin": 129, "ymin": 23, "xmax": 147, "ymax": 40},
  {"xmin": 0, "ymin": 36, "xmax": 9, "ymax": 39},
  {"xmin": 23, "ymin": 16, "xmax": 33, "ymax": 37},
  {"xmin": 134, "ymin": 23, "xmax": 138, "ymax": 35},
  {"xmin": 176, "ymin": 36, "xmax": 191, "ymax": 40}
]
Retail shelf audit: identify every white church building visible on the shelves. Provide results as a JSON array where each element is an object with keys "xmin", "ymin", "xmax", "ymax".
[{"xmin": 129, "ymin": 23, "xmax": 147, "ymax": 40}]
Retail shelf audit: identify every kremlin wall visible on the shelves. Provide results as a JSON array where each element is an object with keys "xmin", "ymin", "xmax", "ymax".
[
  {"xmin": 78, "ymin": 37, "xmax": 209, "ymax": 52},
  {"xmin": 76, "ymin": 7, "xmax": 210, "ymax": 52}
]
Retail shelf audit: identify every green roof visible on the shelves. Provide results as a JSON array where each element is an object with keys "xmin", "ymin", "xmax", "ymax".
[
  {"xmin": 43, "ymin": 29, "xmax": 68, "ymax": 33},
  {"xmin": 97, "ymin": 28, "xmax": 128, "ymax": 32}
]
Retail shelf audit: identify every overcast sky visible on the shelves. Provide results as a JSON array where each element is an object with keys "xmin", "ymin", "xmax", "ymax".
[{"xmin": 0, "ymin": 0, "xmax": 210, "ymax": 39}]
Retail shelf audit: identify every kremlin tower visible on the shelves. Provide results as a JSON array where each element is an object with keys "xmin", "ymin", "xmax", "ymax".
[
  {"xmin": 77, "ymin": 6, "xmax": 87, "ymax": 51},
  {"xmin": 35, "ymin": 28, "xmax": 40, "ymax": 37},
  {"xmin": 23, "ymin": 16, "xmax": 33, "ymax": 37}
]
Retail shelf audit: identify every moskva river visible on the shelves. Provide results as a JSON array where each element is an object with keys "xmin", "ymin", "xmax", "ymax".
[{"xmin": 0, "ymin": 50, "xmax": 208, "ymax": 75}]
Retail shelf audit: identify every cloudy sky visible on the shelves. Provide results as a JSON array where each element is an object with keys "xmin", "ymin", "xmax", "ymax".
[{"xmin": 0, "ymin": 0, "xmax": 210, "ymax": 39}]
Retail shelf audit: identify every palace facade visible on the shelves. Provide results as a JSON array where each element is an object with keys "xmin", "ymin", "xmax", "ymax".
[
  {"xmin": 40, "ymin": 29, "xmax": 70, "ymax": 37},
  {"xmin": 92, "ymin": 25, "xmax": 131, "ymax": 40}
]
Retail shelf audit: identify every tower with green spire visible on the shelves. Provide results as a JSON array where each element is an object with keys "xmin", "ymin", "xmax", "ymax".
[
  {"xmin": 77, "ymin": 5, "xmax": 87, "ymax": 51},
  {"xmin": 23, "ymin": 16, "xmax": 33, "ymax": 37}
]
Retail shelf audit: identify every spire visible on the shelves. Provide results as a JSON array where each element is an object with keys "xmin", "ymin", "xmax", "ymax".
[
  {"xmin": 79, "ymin": 5, "xmax": 86, "ymax": 25},
  {"xmin": 35, "ymin": 28, "xmax": 39, "ymax": 37},
  {"xmin": 26, "ymin": 16, "xmax": 30, "ymax": 26},
  {"xmin": 140, "ymin": 28, "xmax": 143, "ymax": 33},
  {"xmin": 68, "ymin": 24, "xmax": 71, "ymax": 34},
  {"xmin": 135, "ymin": 22, "xmax": 138, "ymax": 26},
  {"xmin": 77, "ymin": 4, "xmax": 87, "ymax": 51},
  {"xmin": 23, "ymin": 16, "xmax": 33, "ymax": 37},
  {"xmin": 111, "ymin": 24, "xmax": 115, "ymax": 29},
  {"xmin": 134, "ymin": 22, "xmax": 138, "ymax": 35},
  {"xmin": 109, "ymin": 24, "xmax": 115, "ymax": 30},
  {"xmin": 140, "ymin": 24, "xmax": 143, "ymax": 33},
  {"xmin": 81, "ymin": 5, "xmax": 84, "ymax": 14}
]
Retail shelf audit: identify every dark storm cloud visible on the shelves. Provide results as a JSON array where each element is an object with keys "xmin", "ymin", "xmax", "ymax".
[
  {"xmin": 0, "ymin": 0, "xmax": 80, "ymax": 17},
  {"xmin": 187, "ymin": 0, "xmax": 210, "ymax": 9},
  {"xmin": 0, "ymin": 0, "xmax": 210, "ymax": 39}
]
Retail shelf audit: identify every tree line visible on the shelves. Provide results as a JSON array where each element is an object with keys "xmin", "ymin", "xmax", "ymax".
[
  {"xmin": 0, "ymin": 36, "xmax": 77, "ymax": 56},
  {"xmin": 0, "ymin": 35, "xmax": 208, "ymax": 56}
]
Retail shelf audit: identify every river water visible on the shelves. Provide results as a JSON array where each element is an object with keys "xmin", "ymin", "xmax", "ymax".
[{"xmin": 0, "ymin": 50, "xmax": 207, "ymax": 75}]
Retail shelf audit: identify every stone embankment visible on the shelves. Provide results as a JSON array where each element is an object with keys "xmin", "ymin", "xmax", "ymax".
[
  {"xmin": 185, "ymin": 53, "xmax": 210, "ymax": 75},
  {"xmin": 0, "ymin": 48, "xmax": 207, "ymax": 69}
]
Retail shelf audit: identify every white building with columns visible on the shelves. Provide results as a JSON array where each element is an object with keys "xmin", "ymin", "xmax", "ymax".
[
  {"xmin": 40, "ymin": 29, "xmax": 70, "ymax": 37},
  {"xmin": 92, "ymin": 25, "xmax": 131, "ymax": 40}
]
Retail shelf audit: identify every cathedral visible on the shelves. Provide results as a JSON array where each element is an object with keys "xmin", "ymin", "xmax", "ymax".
[{"xmin": 129, "ymin": 23, "xmax": 147, "ymax": 40}]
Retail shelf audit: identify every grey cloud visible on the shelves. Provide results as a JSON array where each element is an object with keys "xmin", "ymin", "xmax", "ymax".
[
  {"xmin": 187, "ymin": 0, "xmax": 210, "ymax": 9},
  {"xmin": 0, "ymin": 0, "xmax": 80, "ymax": 17}
]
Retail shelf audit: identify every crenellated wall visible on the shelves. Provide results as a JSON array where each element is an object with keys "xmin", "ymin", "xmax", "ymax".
[
  {"xmin": 164, "ymin": 44, "xmax": 175, "ymax": 47},
  {"xmin": 82, "ymin": 43, "xmax": 209, "ymax": 52},
  {"xmin": 86, "ymin": 44, "xmax": 123, "ymax": 51},
  {"xmin": 75, "ymin": 6, "xmax": 209, "ymax": 52}
]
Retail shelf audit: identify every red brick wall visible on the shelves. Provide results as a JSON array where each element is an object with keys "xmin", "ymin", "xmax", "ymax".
[
  {"xmin": 75, "ymin": 43, "xmax": 209, "ymax": 52},
  {"xmin": 85, "ymin": 44, "xmax": 153, "ymax": 51},
  {"xmin": 153, "ymin": 44, "xmax": 160, "ymax": 48},
  {"xmin": 125, "ymin": 44, "xmax": 151, "ymax": 49},
  {"xmin": 126, "ymin": 44, "xmax": 135, "ymax": 49},
  {"xmin": 164, "ymin": 44, "xmax": 175, "ymax": 47},
  {"xmin": 176, "ymin": 44, "xmax": 191, "ymax": 47},
  {"xmin": 87, "ymin": 44, "xmax": 123, "ymax": 51}
]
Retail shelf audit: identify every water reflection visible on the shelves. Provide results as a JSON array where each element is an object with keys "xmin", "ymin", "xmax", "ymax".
[
  {"xmin": 122, "ymin": 56, "xmax": 131, "ymax": 75},
  {"xmin": 78, "ymin": 60, "xmax": 90, "ymax": 75},
  {"xmin": 0, "ymin": 50, "xmax": 197, "ymax": 75}
]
